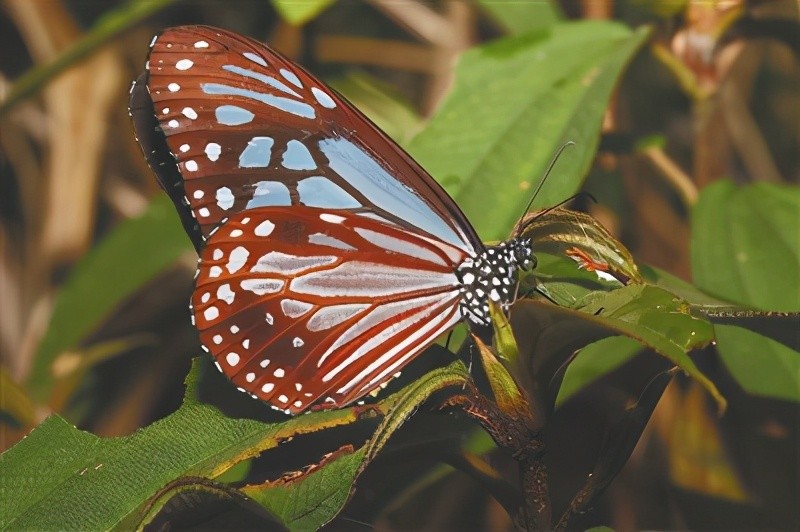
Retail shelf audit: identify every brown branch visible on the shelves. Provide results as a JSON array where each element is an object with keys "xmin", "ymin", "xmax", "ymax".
[
  {"xmin": 366, "ymin": 0, "xmax": 457, "ymax": 47},
  {"xmin": 441, "ymin": 383, "xmax": 550, "ymax": 531},
  {"xmin": 642, "ymin": 146, "xmax": 699, "ymax": 207},
  {"xmin": 314, "ymin": 36, "xmax": 438, "ymax": 73}
]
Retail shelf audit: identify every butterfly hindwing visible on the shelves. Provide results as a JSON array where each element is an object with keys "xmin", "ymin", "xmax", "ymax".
[{"xmin": 192, "ymin": 206, "xmax": 467, "ymax": 413}]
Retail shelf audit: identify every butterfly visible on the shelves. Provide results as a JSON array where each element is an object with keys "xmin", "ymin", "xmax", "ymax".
[{"xmin": 129, "ymin": 25, "xmax": 534, "ymax": 414}]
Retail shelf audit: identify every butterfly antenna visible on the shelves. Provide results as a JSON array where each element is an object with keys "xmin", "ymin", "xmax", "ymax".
[
  {"xmin": 517, "ymin": 190, "xmax": 597, "ymax": 235},
  {"xmin": 514, "ymin": 141, "xmax": 575, "ymax": 238}
]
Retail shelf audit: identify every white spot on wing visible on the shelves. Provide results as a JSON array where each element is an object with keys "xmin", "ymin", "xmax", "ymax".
[
  {"xmin": 311, "ymin": 87, "xmax": 336, "ymax": 108},
  {"xmin": 168, "ymin": 83, "xmax": 180, "ymax": 92},
  {"xmin": 280, "ymin": 68, "xmax": 303, "ymax": 88},
  {"xmin": 254, "ymin": 220, "xmax": 275, "ymax": 237},
  {"xmin": 194, "ymin": 40, "xmax": 209, "ymax": 48},
  {"xmin": 251, "ymin": 251, "xmax": 337, "ymax": 275},
  {"xmin": 176, "ymin": 59, "xmax": 193, "ymax": 70},
  {"xmin": 205, "ymin": 142, "xmax": 221, "ymax": 161},
  {"xmin": 308, "ymin": 233, "xmax": 355, "ymax": 251},
  {"xmin": 226, "ymin": 352, "xmax": 240, "ymax": 366},
  {"xmin": 226, "ymin": 246, "xmax": 250, "ymax": 274},
  {"xmin": 240, "ymin": 278, "xmax": 284, "ymax": 295},
  {"xmin": 216, "ymin": 187, "xmax": 235, "ymax": 210},
  {"xmin": 307, "ymin": 304, "xmax": 370, "ymax": 332},
  {"xmin": 217, "ymin": 283, "xmax": 235, "ymax": 304},
  {"xmin": 243, "ymin": 52, "xmax": 268, "ymax": 67},
  {"xmin": 281, "ymin": 299, "xmax": 313, "ymax": 318},
  {"xmin": 320, "ymin": 213, "xmax": 345, "ymax": 224},
  {"xmin": 204, "ymin": 306, "xmax": 219, "ymax": 321}
]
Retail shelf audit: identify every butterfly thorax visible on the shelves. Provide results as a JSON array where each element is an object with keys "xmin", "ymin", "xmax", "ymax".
[{"xmin": 455, "ymin": 238, "xmax": 534, "ymax": 326}]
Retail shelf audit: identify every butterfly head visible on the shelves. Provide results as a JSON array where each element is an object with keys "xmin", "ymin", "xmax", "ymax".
[{"xmin": 512, "ymin": 237, "xmax": 536, "ymax": 272}]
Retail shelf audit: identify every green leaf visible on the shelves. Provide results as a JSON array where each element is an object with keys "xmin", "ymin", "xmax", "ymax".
[
  {"xmin": 244, "ymin": 448, "xmax": 366, "ymax": 532},
  {"xmin": 715, "ymin": 324, "xmax": 800, "ymax": 402},
  {"xmin": 555, "ymin": 336, "xmax": 643, "ymax": 407},
  {"xmin": 522, "ymin": 208, "xmax": 642, "ymax": 286},
  {"xmin": 524, "ymin": 252, "xmax": 608, "ymax": 308},
  {"xmin": 0, "ymin": 368, "xmax": 37, "ymax": 427},
  {"xmin": 1, "ymin": 358, "xmax": 469, "ymax": 530},
  {"xmin": 243, "ymin": 361, "xmax": 469, "ymax": 530},
  {"xmin": 691, "ymin": 181, "xmax": 800, "ymax": 312},
  {"xmin": 477, "ymin": 0, "xmax": 562, "ymax": 35},
  {"xmin": 473, "ymin": 315, "xmax": 531, "ymax": 424},
  {"xmin": 363, "ymin": 362, "xmax": 470, "ymax": 464},
  {"xmin": 641, "ymin": 265, "xmax": 740, "ymax": 309},
  {"xmin": 138, "ymin": 477, "xmax": 286, "ymax": 530},
  {"xmin": 0, "ymin": 0, "xmax": 179, "ymax": 116},
  {"xmin": 577, "ymin": 285, "xmax": 725, "ymax": 411},
  {"xmin": 489, "ymin": 301, "xmax": 520, "ymax": 364},
  {"xmin": 271, "ymin": 0, "xmax": 335, "ymax": 26},
  {"xmin": 27, "ymin": 196, "xmax": 192, "ymax": 402},
  {"xmin": 409, "ymin": 21, "xmax": 649, "ymax": 241},
  {"xmin": 328, "ymin": 71, "xmax": 422, "ymax": 145}
]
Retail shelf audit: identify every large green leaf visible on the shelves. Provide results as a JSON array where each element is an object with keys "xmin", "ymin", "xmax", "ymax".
[
  {"xmin": 1, "ymin": 358, "xmax": 469, "ymax": 530},
  {"xmin": 409, "ymin": 21, "xmax": 649, "ymax": 241},
  {"xmin": 271, "ymin": 0, "xmax": 334, "ymax": 26},
  {"xmin": 691, "ymin": 181, "xmax": 800, "ymax": 312},
  {"xmin": 27, "ymin": 196, "xmax": 192, "ymax": 402},
  {"xmin": 715, "ymin": 324, "xmax": 800, "ymax": 402},
  {"xmin": 568, "ymin": 285, "xmax": 723, "ymax": 409},
  {"xmin": 510, "ymin": 282, "xmax": 723, "ymax": 412},
  {"xmin": 243, "ymin": 362, "xmax": 469, "ymax": 531},
  {"xmin": 477, "ymin": 0, "xmax": 562, "ymax": 35},
  {"xmin": 555, "ymin": 336, "xmax": 643, "ymax": 407}
]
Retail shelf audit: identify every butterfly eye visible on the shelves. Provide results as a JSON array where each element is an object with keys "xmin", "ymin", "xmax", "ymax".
[
  {"xmin": 130, "ymin": 25, "xmax": 537, "ymax": 414},
  {"xmin": 514, "ymin": 241, "xmax": 535, "ymax": 271}
]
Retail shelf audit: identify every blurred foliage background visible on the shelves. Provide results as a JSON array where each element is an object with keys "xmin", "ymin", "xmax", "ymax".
[{"xmin": 0, "ymin": 0, "xmax": 798, "ymax": 530}]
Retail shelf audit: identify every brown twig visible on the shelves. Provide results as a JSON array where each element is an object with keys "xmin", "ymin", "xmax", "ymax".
[
  {"xmin": 642, "ymin": 146, "xmax": 699, "ymax": 207},
  {"xmin": 441, "ymin": 382, "xmax": 550, "ymax": 531}
]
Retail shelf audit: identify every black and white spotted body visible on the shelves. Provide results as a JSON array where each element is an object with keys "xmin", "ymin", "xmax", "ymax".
[{"xmin": 456, "ymin": 237, "xmax": 534, "ymax": 326}]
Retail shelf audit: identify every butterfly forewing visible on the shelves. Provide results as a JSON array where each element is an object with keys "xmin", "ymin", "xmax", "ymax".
[
  {"xmin": 130, "ymin": 25, "xmax": 480, "ymax": 254},
  {"xmin": 193, "ymin": 205, "xmax": 467, "ymax": 413}
]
